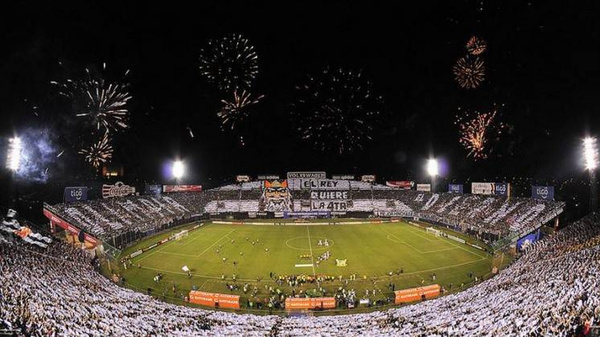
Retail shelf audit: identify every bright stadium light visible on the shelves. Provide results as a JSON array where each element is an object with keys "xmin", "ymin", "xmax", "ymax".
[
  {"xmin": 427, "ymin": 158, "xmax": 439, "ymax": 177},
  {"xmin": 583, "ymin": 137, "xmax": 598, "ymax": 170},
  {"xmin": 583, "ymin": 137, "xmax": 599, "ymax": 210},
  {"xmin": 172, "ymin": 160, "xmax": 184, "ymax": 180},
  {"xmin": 6, "ymin": 137, "xmax": 22, "ymax": 171}
]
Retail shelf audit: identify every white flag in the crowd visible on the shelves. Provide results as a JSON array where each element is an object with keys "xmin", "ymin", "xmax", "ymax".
[
  {"xmin": 2, "ymin": 218, "xmax": 20, "ymax": 230},
  {"xmin": 1, "ymin": 211, "xmax": 51, "ymax": 248},
  {"xmin": 0, "ymin": 224, "xmax": 15, "ymax": 233},
  {"xmin": 29, "ymin": 232, "xmax": 52, "ymax": 244},
  {"xmin": 6, "ymin": 209, "xmax": 17, "ymax": 218},
  {"xmin": 182, "ymin": 265, "xmax": 190, "ymax": 272},
  {"xmin": 23, "ymin": 236, "xmax": 48, "ymax": 248}
]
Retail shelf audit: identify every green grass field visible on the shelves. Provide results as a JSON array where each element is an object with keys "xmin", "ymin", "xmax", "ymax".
[{"xmin": 116, "ymin": 220, "xmax": 499, "ymax": 313}]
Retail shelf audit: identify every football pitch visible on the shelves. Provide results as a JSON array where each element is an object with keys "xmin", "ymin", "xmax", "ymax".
[{"xmin": 118, "ymin": 220, "xmax": 498, "ymax": 311}]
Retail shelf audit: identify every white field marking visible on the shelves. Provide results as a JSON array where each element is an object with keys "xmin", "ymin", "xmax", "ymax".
[
  {"xmin": 135, "ymin": 236, "xmax": 180, "ymax": 263},
  {"xmin": 285, "ymin": 236, "xmax": 334, "ymax": 251},
  {"xmin": 180, "ymin": 224, "xmax": 211, "ymax": 246},
  {"xmin": 295, "ymin": 264, "xmax": 314, "ymax": 267},
  {"xmin": 439, "ymin": 234, "xmax": 488, "ymax": 259},
  {"xmin": 404, "ymin": 224, "xmax": 453, "ymax": 245},
  {"xmin": 385, "ymin": 234, "xmax": 460, "ymax": 254},
  {"xmin": 154, "ymin": 251, "xmax": 198, "ymax": 258},
  {"xmin": 408, "ymin": 229, "xmax": 437, "ymax": 242},
  {"xmin": 134, "ymin": 224, "xmax": 210, "ymax": 262},
  {"xmin": 399, "ymin": 256, "xmax": 487, "ymax": 278},
  {"xmin": 385, "ymin": 226, "xmax": 487, "ymax": 258},
  {"xmin": 408, "ymin": 225, "xmax": 489, "ymax": 259},
  {"xmin": 306, "ymin": 226, "xmax": 317, "ymax": 277},
  {"xmin": 195, "ymin": 229, "xmax": 237, "ymax": 257},
  {"xmin": 139, "ymin": 266, "xmax": 257, "ymax": 282},
  {"xmin": 138, "ymin": 255, "xmax": 487, "ymax": 283},
  {"xmin": 384, "ymin": 231, "xmax": 428, "ymax": 254},
  {"xmin": 198, "ymin": 278, "xmax": 210, "ymax": 290}
]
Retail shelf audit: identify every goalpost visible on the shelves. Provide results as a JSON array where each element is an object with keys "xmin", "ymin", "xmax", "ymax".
[
  {"xmin": 172, "ymin": 229, "xmax": 189, "ymax": 241},
  {"xmin": 426, "ymin": 227, "xmax": 442, "ymax": 237}
]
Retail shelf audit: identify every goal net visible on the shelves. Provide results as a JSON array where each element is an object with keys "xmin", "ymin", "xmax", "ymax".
[
  {"xmin": 426, "ymin": 227, "xmax": 441, "ymax": 237},
  {"xmin": 172, "ymin": 229, "xmax": 189, "ymax": 241}
]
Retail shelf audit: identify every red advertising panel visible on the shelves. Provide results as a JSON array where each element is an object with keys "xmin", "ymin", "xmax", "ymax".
[
  {"xmin": 285, "ymin": 297, "xmax": 336, "ymax": 310},
  {"xmin": 394, "ymin": 284, "xmax": 440, "ymax": 304},
  {"xmin": 163, "ymin": 185, "xmax": 203, "ymax": 193},
  {"xmin": 386, "ymin": 181, "xmax": 414, "ymax": 189},
  {"xmin": 189, "ymin": 291, "xmax": 240, "ymax": 309},
  {"xmin": 42, "ymin": 208, "xmax": 99, "ymax": 245}
]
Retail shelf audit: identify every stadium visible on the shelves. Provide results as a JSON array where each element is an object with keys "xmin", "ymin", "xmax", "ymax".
[{"xmin": 1, "ymin": 2, "xmax": 599, "ymax": 336}]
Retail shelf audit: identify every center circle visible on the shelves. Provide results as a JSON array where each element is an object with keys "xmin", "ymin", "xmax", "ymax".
[{"xmin": 285, "ymin": 236, "xmax": 335, "ymax": 250}]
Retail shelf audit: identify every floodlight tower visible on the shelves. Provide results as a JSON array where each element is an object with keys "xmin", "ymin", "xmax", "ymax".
[
  {"xmin": 6, "ymin": 137, "xmax": 22, "ymax": 207},
  {"xmin": 583, "ymin": 137, "xmax": 599, "ymax": 211},
  {"xmin": 427, "ymin": 158, "xmax": 439, "ymax": 192}
]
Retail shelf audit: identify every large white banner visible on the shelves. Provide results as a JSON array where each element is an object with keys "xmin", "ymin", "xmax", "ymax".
[
  {"xmin": 471, "ymin": 182, "xmax": 495, "ymax": 195},
  {"xmin": 310, "ymin": 190, "xmax": 348, "ymax": 211},
  {"xmin": 298, "ymin": 179, "xmax": 350, "ymax": 190}
]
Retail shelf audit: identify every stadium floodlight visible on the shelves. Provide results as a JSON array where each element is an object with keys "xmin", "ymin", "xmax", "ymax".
[
  {"xmin": 172, "ymin": 160, "xmax": 184, "ymax": 180},
  {"xmin": 583, "ymin": 137, "xmax": 598, "ymax": 170},
  {"xmin": 583, "ymin": 137, "xmax": 599, "ymax": 210},
  {"xmin": 6, "ymin": 137, "xmax": 22, "ymax": 171},
  {"xmin": 427, "ymin": 158, "xmax": 439, "ymax": 177}
]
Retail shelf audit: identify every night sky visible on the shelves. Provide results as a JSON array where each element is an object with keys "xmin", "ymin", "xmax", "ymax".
[{"xmin": 0, "ymin": 1, "xmax": 598, "ymax": 210}]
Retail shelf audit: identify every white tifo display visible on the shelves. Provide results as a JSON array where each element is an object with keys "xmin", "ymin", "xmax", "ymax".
[
  {"xmin": 426, "ymin": 227, "xmax": 441, "ymax": 237},
  {"xmin": 172, "ymin": 229, "xmax": 189, "ymax": 241}
]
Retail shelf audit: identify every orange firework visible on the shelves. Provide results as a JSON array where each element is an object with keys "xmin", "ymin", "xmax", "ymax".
[
  {"xmin": 456, "ymin": 110, "xmax": 504, "ymax": 160},
  {"xmin": 218, "ymin": 90, "xmax": 264, "ymax": 130},
  {"xmin": 78, "ymin": 131, "xmax": 113, "ymax": 168},
  {"xmin": 453, "ymin": 56, "xmax": 485, "ymax": 89},
  {"xmin": 466, "ymin": 36, "xmax": 487, "ymax": 55}
]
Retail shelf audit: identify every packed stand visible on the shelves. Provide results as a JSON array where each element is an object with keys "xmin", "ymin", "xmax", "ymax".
[{"xmin": 1, "ymin": 213, "xmax": 599, "ymax": 335}]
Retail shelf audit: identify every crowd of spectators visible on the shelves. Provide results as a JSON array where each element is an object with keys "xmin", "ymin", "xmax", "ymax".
[
  {"xmin": 47, "ymin": 181, "xmax": 564, "ymax": 247},
  {"xmin": 379, "ymin": 190, "xmax": 565, "ymax": 238},
  {"xmin": 1, "ymin": 212, "xmax": 598, "ymax": 335}
]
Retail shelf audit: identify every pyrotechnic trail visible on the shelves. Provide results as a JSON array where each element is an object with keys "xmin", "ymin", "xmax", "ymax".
[
  {"xmin": 199, "ymin": 34, "xmax": 259, "ymax": 92},
  {"xmin": 453, "ymin": 56, "xmax": 486, "ymax": 89},
  {"xmin": 289, "ymin": 67, "xmax": 385, "ymax": 154},
  {"xmin": 218, "ymin": 90, "xmax": 264, "ymax": 130}
]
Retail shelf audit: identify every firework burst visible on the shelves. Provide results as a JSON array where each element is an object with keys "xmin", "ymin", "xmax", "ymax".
[
  {"xmin": 78, "ymin": 132, "xmax": 113, "ymax": 168},
  {"xmin": 52, "ymin": 64, "xmax": 132, "ymax": 132},
  {"xmin": 465, "ymin": 36, "xmax": 487, "ymax": 55},
  {"xmin": 453, "ymin": 56, "xmax": 486, "ymax": 89},
  {"xmin": 199, "ymin": 34, "xmax": 259, "ymax": 91},
  {"xmin": 218, "ymin": 90, "xmax": 264, "ymax": 130},
  {"xmin": 290, "ymin": 67, "xmax": 384, "ymax": 154},
  {"xmin": 455, "ymin": 109, "xmax": 505, "ymax": 160}
]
